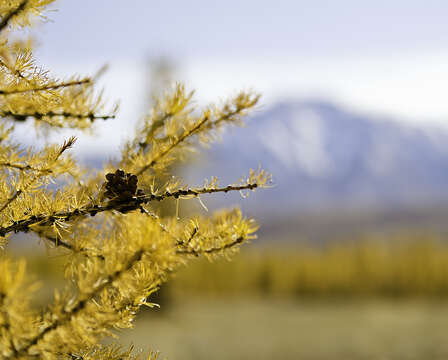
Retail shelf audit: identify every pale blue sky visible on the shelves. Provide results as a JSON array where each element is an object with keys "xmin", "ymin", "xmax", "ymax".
[
  {"xmin": 38, "ymin": 0, "xmax": 448, "ymax": 60},
  {"xmin": 22, "ymin": 0, "xmax": 448, "ymax": 156}
]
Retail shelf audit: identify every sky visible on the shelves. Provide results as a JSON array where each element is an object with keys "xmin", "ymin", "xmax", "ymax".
[{"xmin": 20, "ymin": 0, "xmax": 448, "ymax": 156}]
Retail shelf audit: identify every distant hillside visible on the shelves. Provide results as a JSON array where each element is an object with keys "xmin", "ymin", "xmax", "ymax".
[{"xmin": 180, "ymin": 100, "xmax": 448, "ymax": 219}]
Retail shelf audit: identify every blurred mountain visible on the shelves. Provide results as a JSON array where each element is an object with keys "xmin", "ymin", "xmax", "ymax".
[{"xmin": 181, "ymin": 100, "xmax": 448, "ymax": 220}]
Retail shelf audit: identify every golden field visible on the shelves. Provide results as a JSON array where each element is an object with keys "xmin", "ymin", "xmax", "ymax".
[
  {"xmin": 165, "ymin": 233, "xmax": 448, "ymax": 300},
  {"xmin": 23, "ymin": 232, "xmax": 448, "ymax": 359}
]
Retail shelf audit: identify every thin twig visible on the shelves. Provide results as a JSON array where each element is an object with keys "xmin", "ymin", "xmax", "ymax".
[
  {"xmin": 0, "ymin": 110, "xmax": 115, "ymax": 122},
  {"xmin": 0, "ymin": 79, "xmax": 90, "ymax": 95},
  {"xmin": 0, "ymin": 0, "xmax": 28, "ymax": 34},
  {"xmin": 135, "ymin": 115, "xmax": 209, "ymax": 175},
  {"xmin": 178, "ymin": 226, "xmax": 198, "ymax": 247},
  {"xmin": 0, "ymin": 190, "xmax": 21, "ymax": 214},
  {"xmin": 139, "ymin": 205, "xmax": 184, "ymax": 244},
  {"xmin": 0, "ymin": 162, "xmax": 50, "ymax": 172},
  {"xmin": 33, "ymin": 228, "xmax": 74, "ymax": 252},
  {"xmin": 135, "ymin": 105, "xmax": 253, "ymax": 176},
  {"xmin": 33, "ymin": 228, "xmax": 105, "ymax": 260},
  {"xmin": 176, "ymin": 236, "xmax": 244, "ymax": 256}
]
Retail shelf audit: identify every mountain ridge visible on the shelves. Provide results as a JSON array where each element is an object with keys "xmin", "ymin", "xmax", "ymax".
[{"xmin": 179, "ymin": 99, "xmax": 448, "ymax": 217}]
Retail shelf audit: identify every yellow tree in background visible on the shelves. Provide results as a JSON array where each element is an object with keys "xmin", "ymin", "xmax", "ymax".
[{"xmin": 0, "ymin": 1, "xmax": 270, "ymax": 359}]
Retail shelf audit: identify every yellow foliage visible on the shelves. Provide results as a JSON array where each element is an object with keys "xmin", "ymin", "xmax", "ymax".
[{"xmin": 0, "ymin": 2, "xmax": 269, "ymax": 359}]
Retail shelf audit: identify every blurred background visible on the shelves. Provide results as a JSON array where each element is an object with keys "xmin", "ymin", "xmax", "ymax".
[{"xmin": 16, "ymin": 0, "xmax": 448, "ymax": 359}]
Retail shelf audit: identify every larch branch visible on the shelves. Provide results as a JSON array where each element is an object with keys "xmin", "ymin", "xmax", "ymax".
[
  {"xmin": 0, "ymin": 79, "xmax": 91, "ymax": 95},
  {"xmin": 0, "ymin": 0, "xmax": 28, "ymax": 34},
  {"xmin": 0, "ymin": 110, "xmax": 115, "ymax": 122},
  {"xmin": 10, "ymin": 249, "xmax": 145, "ymax": 358},
  {"xmin": 0, "ymin": 137, "xmax": 75, "ymax": 215},
  {"xmin": 176, "ymin": 236, "xmax": 245, "ymax": 256},
  {"xmin": 135, "ymin": 115, "xmax": 209, "ymax": 175},
  {"xmin": 0, "ymin": 182, "xmax": 259, "ymax": 237}
]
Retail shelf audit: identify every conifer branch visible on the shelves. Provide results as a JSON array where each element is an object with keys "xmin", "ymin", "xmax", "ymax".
[
  {"xmin": 38, "ymin": 205, "xmax": 200, "ymax": 260},
  {"xmin": 0, "ymin": 137, "xmax": 76, "ymax": 215},
  {"xmin": 10, "ymin": 249, "xmax": 145, "ymax": 358},
  {"xmin": 39, "ymin": 204, "xmax": 198, "ymax": 260},
  {"xmin": 176, "ymin": 235, "xmax": 245, "ymax": 256},
  {"xmin": 0, "ymin": 58, "xmax": 27, "ymax": 81},
  {"xmin": 0, "ymin": 79, "xmax": 91, "ymax": 95},
  {"xmin": 0, "ymin": 0, "xmax": 28, "ymax": 34},
  {"xmin": 33, "ymin": 228, "xmax": 75, "ymax": 252},
  {"xmin": 134, "ymin": 92, "xmax": 259, "ymax": 175},
  {"xmin": 67, "ymin": 344, "xmax": 158, "ymax": 360},
  {"xmin": 34, "ymin": 228, "xmax": 106, "ymax": 260},
  {"xmin": 0, "ymin": 161, "xmax": 48, "ymax": 172},
  {"xmin": 139, "ymin": 205, "xmax": 183, "ymax": 244},
  {"xmin": 0, "ymin": 293, "xmax": 18, "ymax": 354},
  {"xmin": 132, "ymin": 84, "xmax": 193, "ymax": 154},
  {"xmin": 0, "ymin": 181, "xmax": 262, "ymax": 237},
  {"xmin": 0, "ymin": 189, "xmax": 22, "ymax": 214},
  {"xmin": 176, "ymin": 224, "xmax": 198, "ymax": 247},
  {"xmin": 0, "ymin": 110, "xmax": 115, "ymax": 122},
  {"xmin": 0, "ymin": 2, "xmax": 268, "ymax": 357},
  {"xmin": 135, "ymin": 114, "xmax": 209, "ymax": 176},
  {"xmin": 138, "ymin": 111, "xmax": 175, "ymax": 152}
]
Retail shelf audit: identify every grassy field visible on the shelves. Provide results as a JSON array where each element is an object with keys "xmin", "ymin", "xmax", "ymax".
[
  {"xmin": 21, "ymin": 235, "xmax": 448, "ymax": 359},
  {"xmin": 166, "ymin": 237, "xmax": 448, "ymax": 299},
  {"xmin": 118, "ymin": 298, "xmax": 448, "ymax": 360}
]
